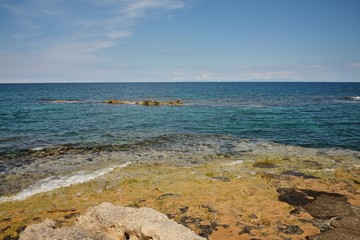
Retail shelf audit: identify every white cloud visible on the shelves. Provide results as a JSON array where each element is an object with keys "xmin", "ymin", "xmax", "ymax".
[
  {"xmin": 124, "ymin": 0, "xmax": 185, "ymax": 18},
  {"xmin": 0, "ymin": 0, "xmax": 187, "ymax": 82},
  {"xmin": 237, "ymin": 71, "xmax": 299, "ymax": 80},
  {"xmin": 197, "ymin": 72, "xmax": 214, "ymax": 80},
  {"xmin": 106, "ymin": 31, "xmax": 132, "ymax": 39},
  {"xmin": 42, "ymin": 41, "xmax": 117, "ymax": 63},
  {"xmin": 346, "ymin": 62, "xmax": 360, "ymax": 68}
]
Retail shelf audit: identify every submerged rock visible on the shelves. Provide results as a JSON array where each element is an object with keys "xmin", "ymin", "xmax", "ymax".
[
  {"xmin": 20, "ymin": 202, "xmax": 205, "ymax": 240},
  {"xmin": 104, "ymin": 100, "xmax": 136, "ymax": 104},
  {"xmin": 50, "ymin": 100, "xmax": 81, "ymax": 103}
]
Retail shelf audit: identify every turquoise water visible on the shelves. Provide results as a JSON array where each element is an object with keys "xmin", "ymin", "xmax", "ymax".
[
  {"xmin": 0, "ymin": 82, "xmax": 359, "ymax": 152},
  {"xmin": 1, "ymin": 82, "xmax": 360, "ymax": 198}
]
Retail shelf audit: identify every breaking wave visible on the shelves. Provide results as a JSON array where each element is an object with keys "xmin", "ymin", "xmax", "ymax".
[{"xmin": 0, "ymin": 162, "xmax": 131, "ymax": 202}]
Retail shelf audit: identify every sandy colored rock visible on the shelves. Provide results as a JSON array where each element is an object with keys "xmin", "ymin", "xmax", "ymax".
[{"xmin": 20, "ymin": 202, "xmax": 205, "ymax": 240}]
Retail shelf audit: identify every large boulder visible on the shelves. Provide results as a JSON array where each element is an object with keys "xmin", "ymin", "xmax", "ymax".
[{"xmin": 20, "ymin": 202, "xmax": 205, "ymax": 240}]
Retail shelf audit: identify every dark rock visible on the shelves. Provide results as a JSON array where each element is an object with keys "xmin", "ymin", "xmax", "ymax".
[
  {"xmin": 158, "ymin": 193, "xmax": 177, "ymax": 199},
  {"xmin": 330, "ymin": 215, "xmax": 360, "ymax": 231},
  {"xmin": 252, "ymin": 162, "xmax": 277, "ymax": 168},
  {"xmin": 166, "ymin": 213, "xmax": 176, "ymax": 219},
  {"xmin": 303, "ymin": 194, "xmax": 351, "ymax": 219},
  {"xmin": 179, "ymin": 206, "xmax": 189, "ymax": 214},
  {"xmin": 200, "ymin": 205, "xmax": 218, "ymax": 214},
  {"xmin": 307, "ymin": 228, "xmax": 360, "ymax": 240},
  {"xmin": 2, "ymin": 218, "xmax": 12, "ymax": 223},
  {"xmin": 277, "ymin": 188, "xmax": 359, "ymax": 238},
  {"xmin": 277, "ymin": 188, "xmax": 351, "ymax": 219},
  {"xmin": 211, "ymin": 176, "xmax": 230, "ymax": 182},
  {"xmin": 0, "ymin": 226, "xmax": 10, "ymax": 233},
  {"xmin": 277, "ymin": 188, "xmax": 313, "ymax": 206},
  {"xmin": 64, "ymin": 212, "xmax": 80, "ymax": 219},
  {"xmin": 282, "ymin": 171, "xmax": 319, "ymax": 179},
  {"xmin": 3, "ymin": 235, "xmax": 19, "ymax": 240},
  {"xmin": 198, "ymin": 224, "xmax": 216, "ymax": 238},
  {"xmin": 311, "ymin": 219, "xmax": 333, "ymax": 232},
  {"xmin": 289, "ymin": 208, "xmax": 301, "ymax": 216},
  {"xmin": 219, "ymin": 224, "xmax": 230, "ymax": 229},
  {"xmin": 239, "ymin": 225, "xmax": 257, "ymax": 235},
  {"xmin": 249, "ymin": 214, "xmax": 258, "ymax": 219},
  {"xmin": 179, "ymin": 216, "xmax": 203, "ymax": 227},
  {"xmin": 277, "ymin": 224, "xmax": 304, "ymax": 235},
  {"xmin": 15, "ymin": 226, "xmax": 26, "ymax": 234}
]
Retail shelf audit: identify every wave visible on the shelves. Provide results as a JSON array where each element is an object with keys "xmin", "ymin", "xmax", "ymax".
[
  {"xmin": 38, "ymin": 99, "xmax": 82, "ymax": 103},
  {"xmin": 0, "ymin": 162, "xmax": 131, "ymax": 202},
  {"xmin": 344, "ymin": 96, "xmax": 360, "ymax": 101},
  {"xmin": 1, "ymin": 134, "xmax": 359, "ymax": 201}
]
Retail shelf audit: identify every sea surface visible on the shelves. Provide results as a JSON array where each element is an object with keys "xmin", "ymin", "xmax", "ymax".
[{"xmin": 0, "ymin": 82, "xmax": 359, "ymax": 200}]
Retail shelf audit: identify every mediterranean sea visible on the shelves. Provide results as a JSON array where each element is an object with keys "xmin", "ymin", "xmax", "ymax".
[{"xmin": 0, "ymin": 82, "xmax": 359, "ymax": 199}]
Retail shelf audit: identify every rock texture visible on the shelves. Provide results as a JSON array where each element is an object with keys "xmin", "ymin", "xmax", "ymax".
[
  {"xmin": 20, "ymin": 202, "xmax": 205, "ymax": 240},
  {"xmin": 104, "ymin": 99, "xmax": 183, "ymax": 106}
]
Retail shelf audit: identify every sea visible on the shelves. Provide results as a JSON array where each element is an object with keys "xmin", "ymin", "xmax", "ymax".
[{"xmin": 0, "ymin": 82, "xmax": 359, "ymax": 201}]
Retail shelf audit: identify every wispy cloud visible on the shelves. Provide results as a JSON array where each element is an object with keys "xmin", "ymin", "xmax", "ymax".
[
  {"xmin": 0, "ymin": 0, "xmax": 186, "ymax": 82},
  {"xmin": 237, "ymin": 70, "xmax": 299, "ymax": 81},
  {"xmin": 346, "ymin": 62, "xmax": 360, "ymax": 68},
  {"xmin": 41, "ymin": 9, "xmax": 61, "ymax": 16},
  {"xmin": 124, "ymin": 0, "xmax": 185, "ymax": 18},
  {"xmin": 196, "ymin": 72, "xmax": 215, "ymax": 80}
]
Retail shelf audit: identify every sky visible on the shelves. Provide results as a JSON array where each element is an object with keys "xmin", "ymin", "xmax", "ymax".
[{"xmin": 0, "ymin": 0, "xmax": 360, "ymax": 83}]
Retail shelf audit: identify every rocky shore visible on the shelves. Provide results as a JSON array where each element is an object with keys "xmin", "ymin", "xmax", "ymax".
[{"xmin": 0, "ymin": 143, "xmax": 359, "ymax": 239}]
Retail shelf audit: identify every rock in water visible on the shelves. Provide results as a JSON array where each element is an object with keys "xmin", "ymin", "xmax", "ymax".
[
  {"xmin": 104, "ymin": 99, "xmax": 183, "ymax": 106},
  {"xmin": 104, "ymin": 100, "xmax": 136, "ymax": 104},
  {"xmin": 20, "ymin": 202, "xmax": 205, "ymax": 240}
]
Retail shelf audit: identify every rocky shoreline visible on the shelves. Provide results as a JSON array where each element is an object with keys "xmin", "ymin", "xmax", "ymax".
[{"xmin": 0, "ymin": 148, "xmax": 359, "ymax": 240}]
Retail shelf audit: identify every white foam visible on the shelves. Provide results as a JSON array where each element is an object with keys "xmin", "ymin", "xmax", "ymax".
[
  {"xmin": 348, "ymin": 96, "xmax": 360, "ymax": 100},
  {"xmin": 0, "ymin": 162, "xmax": 131, "ymax": 202},
  {"xmin": 31, "ymin": 147, "xmax": 45, "ymax": 151}
]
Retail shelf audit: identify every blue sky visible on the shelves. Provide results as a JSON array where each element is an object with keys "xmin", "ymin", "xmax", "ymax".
[{"xmin": 0, "ymin": 0, "xmax": 360, "ymax": 82}]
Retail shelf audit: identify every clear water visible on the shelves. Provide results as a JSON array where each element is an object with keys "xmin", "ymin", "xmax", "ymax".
[
  {"xmin": 1, "ymin": 82, "xmax": 360, "ymax": 198},
  {"xmin": 0, "ymin": 82, "xmax": 359, "ymax": 152}
]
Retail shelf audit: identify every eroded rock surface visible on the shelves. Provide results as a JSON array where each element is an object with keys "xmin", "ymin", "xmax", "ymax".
[{"xmin": 20, "ymin": 202, "xmax": 205, "ymax": 240}]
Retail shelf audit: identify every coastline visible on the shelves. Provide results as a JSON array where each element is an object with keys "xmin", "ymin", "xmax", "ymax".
[{"xmin": 1, "ymin": 139, "xmax": 359, "ymax": 239}]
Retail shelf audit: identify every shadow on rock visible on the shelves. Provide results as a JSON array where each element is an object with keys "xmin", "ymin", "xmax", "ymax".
[{"xmin": 277, "ymin": 188, "xmax": 360, "ymax": 240}]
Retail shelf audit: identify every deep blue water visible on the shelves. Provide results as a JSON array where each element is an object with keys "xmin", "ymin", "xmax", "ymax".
[{"xmin": 0, "ymin": 82, "xmax": 359, "ymax": 153}]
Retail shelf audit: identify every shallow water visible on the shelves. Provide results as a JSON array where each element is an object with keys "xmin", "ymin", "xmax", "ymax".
[
  {"xmin": 1, "ymin": 134, "xmax": 359, "ymax": 201},
  {"xmin": 0, "ymin": 83, "xmax": 359, "ymax": 199}
]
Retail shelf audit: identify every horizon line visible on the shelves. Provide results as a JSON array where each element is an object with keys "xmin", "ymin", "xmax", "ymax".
[{"xmin": 1, "ymin": 80, "xmax": 360, "ymax": 84}]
